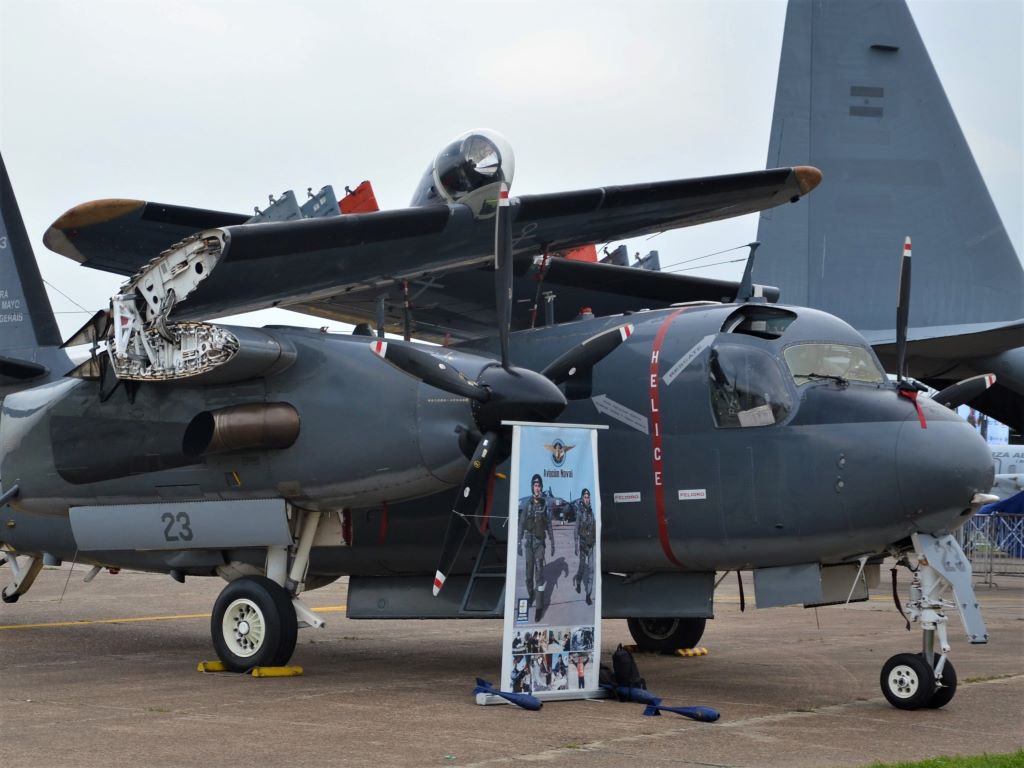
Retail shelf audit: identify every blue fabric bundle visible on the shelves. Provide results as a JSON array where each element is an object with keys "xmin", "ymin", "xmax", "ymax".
[{"xmin": 473, "ymin": 678, "xmax": 543, "ymax": 711}]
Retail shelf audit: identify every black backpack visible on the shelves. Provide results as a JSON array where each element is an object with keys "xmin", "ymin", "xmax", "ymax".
[{"xmin": 612, "ymin": 644, "xmax": 646, "ymax": 692}]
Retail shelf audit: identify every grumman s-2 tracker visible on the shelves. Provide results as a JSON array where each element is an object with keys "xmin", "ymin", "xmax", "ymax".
[{"xmin": 0, "ymin": 130, "xmax": 996, "ymax": 710}]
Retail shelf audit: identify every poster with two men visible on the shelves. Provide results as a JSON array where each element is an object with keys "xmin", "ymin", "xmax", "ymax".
[{"xmin": 500, "ymin": 423, "xmax": 603, "ymax": 699}]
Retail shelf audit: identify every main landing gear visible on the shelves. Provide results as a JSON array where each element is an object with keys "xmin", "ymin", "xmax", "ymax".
[
  {"xmin": 0, "ymin": 552, "xmax": 43, "ymax": 604},
  {"xmin": 210, "ymin": 510, "xmax": 326, "ymax": 672},
  {"xmin": 627, "ymin": 617, "xmax": 707, "ymax": 652},
  {"xmin": 212, "ymin": 576, "xmax": 298, "ymax": 671},
  {"xmin": 880, "ymin": 532, "xmax": 985, "ymax": 710}
]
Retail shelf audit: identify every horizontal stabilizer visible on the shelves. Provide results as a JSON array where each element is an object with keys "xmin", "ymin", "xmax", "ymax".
[
  {"xmin": 865, "ymin": 319, "xmax": 1024, "ymax": 364},
  {"xmin": 866, "ymin": 320, "xmax": 1024, "ymax": 430}
]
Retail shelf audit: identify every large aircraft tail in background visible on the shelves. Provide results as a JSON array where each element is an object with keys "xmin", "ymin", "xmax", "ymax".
[
  {"xmin": 755, "ymin": 0, "xmax": 1023, "ymax": 431},
  {"xmin": 0, "ymin": 153, "xmax": 72, "ymax": 393}
]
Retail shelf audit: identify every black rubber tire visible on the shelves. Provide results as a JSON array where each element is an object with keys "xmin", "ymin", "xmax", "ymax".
[
  {"xmin": 880, "ymin": 652, "xmax": 935, "ymax": 710},
  {"xmin": 267, "ymin": 581, "xmax": 298, "ymax": 667},
  {"xmin": 923, "ymin": 654, "xmax": 957, "ymax": 709},
  {"xmin": 626, "ymin": 617, "xmax": 707, "ymax": 652},
  {"xmin": 211, "ymin": 576, "xmax": 297, "ymax": 672}
]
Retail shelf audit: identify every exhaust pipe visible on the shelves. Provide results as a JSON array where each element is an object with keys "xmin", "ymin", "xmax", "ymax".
[{"xmin": 183, "ymin": 403, "xmax": 300, "ymax": 456}]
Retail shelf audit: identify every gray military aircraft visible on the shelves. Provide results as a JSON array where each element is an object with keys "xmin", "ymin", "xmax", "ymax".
[
  {"xmin": 753, "ymin": 0, "xmax": 1024, "ymax": 432},
  {"xmin": 0, "ymin": 129, "xmax": 996, "ymax": 710}
]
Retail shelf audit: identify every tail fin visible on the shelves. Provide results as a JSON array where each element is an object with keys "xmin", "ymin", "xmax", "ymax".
[
  {"xmin": 754, "ymin": 0, "xmax": 1023, "ymax": 330},
  {"xmin": 0, "ymin": 153, "xmax": 70, "ymax": 387}
]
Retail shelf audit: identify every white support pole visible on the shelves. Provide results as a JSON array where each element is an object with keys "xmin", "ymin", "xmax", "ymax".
[
  {"xmin": 266, "ymin": 545, "xmax": 288, "ymax": 587},
  {"xmin": 288, "ymin": 510, "xmax": 322, "ymax": 594}
]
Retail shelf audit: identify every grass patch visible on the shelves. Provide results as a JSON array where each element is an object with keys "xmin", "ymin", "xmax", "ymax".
[
  {"xmin": 963, "ymin": 673, "xmax": 1018, "ymax": 684},
  {"xmin": 860, "ymin": 751, "xmax": 1024, "ymax": 768}
]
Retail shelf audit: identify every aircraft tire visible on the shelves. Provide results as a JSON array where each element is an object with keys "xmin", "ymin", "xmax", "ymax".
[
  {"xmin": 626, "ymin": 617, "xmax": 706, "ymax": 652},
  {"xmin": 212, "ymin": 576, "xmax": 298, "ymax": 672},
  {"xmin": 880, "ymin": 652, "xmax": 935, "ymax": 710},
  {"xmin": 922, "ymin": 654, "xmax": 957, "ymax": 709}
]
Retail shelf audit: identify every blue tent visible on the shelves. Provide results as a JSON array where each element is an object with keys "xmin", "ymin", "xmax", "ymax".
[
  {"xmin": 976, "ymin": 490, "xmax": 1024, "ymax": 558},
  {"xmin": 979, "ymin": 490, "xmax": 1024, "ymax": 516}
]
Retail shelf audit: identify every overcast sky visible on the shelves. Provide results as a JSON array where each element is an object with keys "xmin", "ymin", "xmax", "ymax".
[{"xmin": 1, "ymin": 0, "xmax": 1020, "ymax": 338}]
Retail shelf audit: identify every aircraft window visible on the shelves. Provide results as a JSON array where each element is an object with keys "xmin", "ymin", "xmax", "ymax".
[
  {"xmin": 783, "ymin": 343, "xmax": 885, "ymax": 386},
  {"xmin": 721, "ymin": 306, "xmax": 797, "ymax": 340},
  {"xmin": 708, "ymin": 345, "xmax": 792, "ymax": 428}
]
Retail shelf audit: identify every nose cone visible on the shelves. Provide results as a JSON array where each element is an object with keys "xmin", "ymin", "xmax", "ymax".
[{"xmin": 896, "ymin": 400, "xmax": 994, "ymax": 533}]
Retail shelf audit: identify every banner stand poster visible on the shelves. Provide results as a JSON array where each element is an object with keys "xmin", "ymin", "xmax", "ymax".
[{"xmin": 492, "ymin": 421, "xmax": 607, "ymax": 704}]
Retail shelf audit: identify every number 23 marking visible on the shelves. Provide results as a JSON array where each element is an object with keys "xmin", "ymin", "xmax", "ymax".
[{"xmin": 161, "ymin": 511, "xmax": 194, "ymax": 542}]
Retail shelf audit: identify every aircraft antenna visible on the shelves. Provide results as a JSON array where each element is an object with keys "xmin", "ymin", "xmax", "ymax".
[
  {"xmin": 896, "ymin": 237, "xmax": 912, "ymax": 382},
  {"xmin": 734, "ymin": 242, "xmax": 762, "ymax": 302},
  {"xmin": 495, "ymin": 182, "xmax": 513, "ymax": 368}
]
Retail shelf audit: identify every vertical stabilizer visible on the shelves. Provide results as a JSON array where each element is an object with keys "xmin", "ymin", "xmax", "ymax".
[
  {"xmin": 0, "ymin": 153, "xmax": 70, "ymax": 387},
  {"xmin": 755, "ymin": 0, "xmax": 1023, "ymax": 330}
]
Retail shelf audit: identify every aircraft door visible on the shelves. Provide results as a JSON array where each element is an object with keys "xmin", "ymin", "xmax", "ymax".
[{"xmin": 705, "ymin": 342, "xmax": 797, "ymax": 559}]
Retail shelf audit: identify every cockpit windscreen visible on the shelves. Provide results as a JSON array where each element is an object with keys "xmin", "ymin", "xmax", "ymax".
[{"xmin": 783, "ymin": 343, "xmax": 886, "ymax": 386}]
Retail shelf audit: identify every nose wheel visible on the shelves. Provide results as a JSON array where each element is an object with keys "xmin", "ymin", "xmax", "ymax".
[
  {"xmin": 880, "ymin": 653, "xmax": 934, "ymax": 709},
  {"xmin": 211, "ymin": 576, "xmax": 298, "ymax": 672},
  {"xmin": 881, "ymin": 532, "xmax": 980, "ymax": 710}
]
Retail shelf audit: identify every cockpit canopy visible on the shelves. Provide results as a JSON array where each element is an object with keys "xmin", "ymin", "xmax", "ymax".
[
  {"xmin": 709, "ymin": 343, "xmax": 793, "ymax": 428},
  {"xmin": 410, "ymin": 129, "xmax": 515, "ymax": 213},
  {"xmin": 707, "ymin": 304, "xmax": 888, "ymax": 428}
]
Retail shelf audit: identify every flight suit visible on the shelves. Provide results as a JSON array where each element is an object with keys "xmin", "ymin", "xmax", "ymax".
[
  {"xmin": 574, "ymin": 503, "xmax": 597, "ymax": 604},
  {"xmin": 518, "ymin": 494, "xmax": 555, "ymax": 606}
]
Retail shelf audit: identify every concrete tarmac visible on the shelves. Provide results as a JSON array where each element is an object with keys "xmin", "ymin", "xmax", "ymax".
[{"xmin": 1, "ymin": 564, "xmax": 1021, "ymax": 768}]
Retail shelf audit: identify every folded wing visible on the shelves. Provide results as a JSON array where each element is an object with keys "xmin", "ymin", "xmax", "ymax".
[{"xmin": 45, "ymin": 166, "xmax": 820, "ymax": 327}]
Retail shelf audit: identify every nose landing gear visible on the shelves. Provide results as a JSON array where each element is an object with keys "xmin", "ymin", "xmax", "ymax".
[{"xmin": 881, "ymin": 532, "xmax": 984, "ymax": 709}]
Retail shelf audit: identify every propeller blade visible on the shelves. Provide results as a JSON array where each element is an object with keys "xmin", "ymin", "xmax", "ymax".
[
  {"xmin": 369, "ymin": 339, "xmax": 487, "ymax": 401},
  {"xmin": 896, "ymin": 236, "xmax": 912, "ymax": 381},
  {"xmin": 495, "ymin": 181, "xmax": 513, "ymax": 369},
  {"xmin": 540, "ymin": 324, "xmax": 634, "ymax": 385},
  {"xmin": 932, "ymin": 373, "xmax": 997, "ymax": 410},
  {"xmin": 433, "ymin": 430, "xmax": 501, "ymax": 595}
]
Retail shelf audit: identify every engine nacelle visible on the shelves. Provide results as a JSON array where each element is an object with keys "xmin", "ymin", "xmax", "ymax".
[{"xmin": 79, "ymin": 323, "xmax": 297, "ymax": 385}]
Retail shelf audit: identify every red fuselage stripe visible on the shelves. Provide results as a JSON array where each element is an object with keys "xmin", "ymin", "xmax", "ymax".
[
  {"xmin": 378, "ymin": 501, "xmax": 389, "ymax": 544},
  {"xmin": 650, "ymin": 308, "xmax": 687, "ymax": 568},
  {"xmin": 481, "ymin": 469, "xmax": 497, "ymax": 533}
]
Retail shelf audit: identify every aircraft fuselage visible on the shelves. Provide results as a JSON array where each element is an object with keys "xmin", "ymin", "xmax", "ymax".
[{"xmin": 0, "ymin": 303, "xmax": 993, "ymax": 576}]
